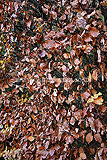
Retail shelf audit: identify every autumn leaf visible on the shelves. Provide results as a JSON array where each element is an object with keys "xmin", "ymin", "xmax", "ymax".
[
  {"xmin": 89, "ymin": 27, "xmax": 99, "ymax": 37},
  {"xmin": 84, "ymin": 33, "xmax": 93, "ymax": 42},
  {"xmin": 92, "ymin": 69, "xmax": 98, "ymax": 81},
  {"xmin": 94, "ymin": 134, "xmax": 102, "ymax": 143},
  {"xmin": 81, "ymin": 92, "xmax": 90, "ymax": 101},
  {"xmin": 26, "ymin": 19, "xmax": 31, "ymax": 28},
  {"xmin": 86, "ymin": 133, "xmax": 93, "ymax": 144},
  {"xmin": 0, "ymin": 0, "xmax": 106, "ymax": 159},
  {"xmin": 88, "ymin": 72, "xmax": 91, "ymax": 82},
  {"xmin": 43, "ymin": 40, "xmax": 55, "ymax": 49},
  {"xmin": 28, "ymin": 136, "xmax": 34, "ymax": 142},
  {"xmin": 94, "ymin": 96, "xmax": 103, "ymax": 105},
  {"xmin": 63, "ymin": 53, "xmax": 70, "ymax": 59},
  {"xmin": 80, "ymin": 152, "xmax": 86, "ymax": 159},
  {"xmin": 87, "ymin": 92, "xmax": 103, "ymax": 105},
  {"xmin": 49, "ymin": 147, "xmax": 55, "ymax": 156}
]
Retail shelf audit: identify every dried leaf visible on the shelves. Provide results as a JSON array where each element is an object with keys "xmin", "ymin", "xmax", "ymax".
[
  {"xmin": 79, "ymin": 147, "xmax": 84, "ymax": 153},
  {"xmin": 74, "ymin": 58, "xmax": 80, "ymax": 65},
  {"xmin": 81, "ymin": 92, "xmax": 90, "ymax": 101},
  {"xmin": 54, "ymin": 77, "xmax": 61, "ymax": 87},
  {"xmin": 63, "ymin": 53, "xmax": 70, "ymax": 59},
  {"xmin": 94, "ymin": 96, "xmax": 103, "ymax": 105},
  {"xmin": 92, "ymin": 69, "xmax": 98, "ymax": 81},
  {"xmin": 89, "ymin": 27, "xmax": 99, "ymax": 37},
  {"xmin": 26, "ymin": 19, "xmax": 31, "ymax": 28},
  {"xmin": 88, "ymin": 72, "xmax": 91, "ymax": 82},
  {"xmin": 49, "ymin": 147, "xmax": 55, "ymax": 156},
  {"xmin": 77, "ymin": 17, "xmax": 86, "ymax": 29},
  {"xmin": 28, "ymin": 136, "xmax": 34, "ymax": 142},
  {"xmin": 70, "ymin": 117, "xmax": 75, "ymax": 125},
  {"xmin": 43, "ymin": 40, "xmax": 55, "ymax": 49},
  {"xmin": 80, "ymin": 152, "xmax": 86, "ymax": 159},
  {"xmin": 84, "ymin": 33, "xmax": 93, "ymax": 42},
  {"xmin": 97, "ymin": 49, "xmax": 101, "ymax": 63},
  {"xmin": 94, "ymin": 134, "xmax": 102, "ymax": 143},
  {"xmin": 86, "ymin": 133, "xmax": 93, "ymax": 144}
]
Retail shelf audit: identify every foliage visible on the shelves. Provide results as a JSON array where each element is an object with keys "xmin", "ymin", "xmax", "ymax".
[{"xmin": 0, "ymin": 0, "xmax": 106, "ymax": 159}]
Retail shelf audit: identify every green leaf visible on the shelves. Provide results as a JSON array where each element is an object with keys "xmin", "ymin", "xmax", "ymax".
[
  {"xmin": 100, "ymin": 14, "xmax": 104, "ymax": 22},
  {"xmin": 66, "ymin": 45, "xmax": 71, "ymax": 53}
]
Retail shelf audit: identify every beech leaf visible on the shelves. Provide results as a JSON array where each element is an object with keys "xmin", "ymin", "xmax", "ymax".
[{"xmin": 86, "ymin": 133, "xmax": 93, "ymax": 144}]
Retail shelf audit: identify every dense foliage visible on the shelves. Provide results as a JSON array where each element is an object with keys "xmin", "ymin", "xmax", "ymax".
[{"xmin": 0, "ymin": 0, "xmax": 107, "ymax": 159}]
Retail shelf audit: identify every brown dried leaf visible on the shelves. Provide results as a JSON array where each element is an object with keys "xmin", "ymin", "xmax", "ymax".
[
  {"xmin": 79, "ymin": 147, "xmax": 84, "ymax": 153},
  {"xmin": 49, "ymin": 147, "xmax": 55, "ymax": 156},
  {"xmin": 70, "ymin": 117, "xmax": 75, "ymax": 125},
  {"xmin": 81, "ymin": 92, "xmax": 90, "ymax": 101},
  {"xmin": 84, "ymin": 45, "xmax": 93, "ymax": 54},
  {"xmin": 97, "ymin": 49, "xmax": 101, "ymax": 63},
  {"xmin": 63, "ymin": 53, "xmax": 70, "ymax": 59},
  {"xmin": 43, "ymin": 40, "xmax": 55, "ymax": 49},
  {"xmin": 26, "ymin": 19, "xmax": 31, "ymax": 28},
  {"xmin": 86, "ymin": 133, "xmax": 93, "ymax": 144},
  {"xmin": 94, "ymin": 96, "xmax": 103, "ymax": 105},
  {"xmin": 94, "ymin": 133, "xmax": 102, "ymax": 143},
  {"xmin": 74, "ymin": 58, "xmax": 80, "ymax": 65},
  {"xmin": 89, "ymin": 27, "xmax": 99, "ymax": 37},
  {"xmin": 50, "ymin": 11, "xmax": 57, "ymax": 19},
  {"xmin": 77, "ymin": 17, "xmax": 86, "ymax": 29},
  {"xmin": 84, "ymin": 33, "xmax": 93, "ymax": 42},
  {"xmin": 54, "ymin": 77, "xmax": 61, "ymax": 87},
  {"xmin": 92, "ymin": 69, "xmax": 98, "ymax": 81},
  {"xmin": 80, "ymin": 152, "xmax": 86, "ymax": 159}
]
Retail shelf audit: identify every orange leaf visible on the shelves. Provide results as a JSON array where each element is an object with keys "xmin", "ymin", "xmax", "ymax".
[
  {"xmin": 94, "ymin": 96, "xmax": 103, "ymax": 105},
  {"xmin": 86, "ymin": 133, "xmax": 93, "ymax": 144},
  {"xmin": 92, "ymin": 69, "xmax": 98, "ymax": 81},
  {"xmin": 63, "ymin": 53, "xmax": 70, "ymax": 59},
  {"xmin": 54, "ymin": 77, "xmax": 61, "ymax": 87},
  {"xmin": 28, "ymin": 136, "xmax": 34, "ymax": 142}
]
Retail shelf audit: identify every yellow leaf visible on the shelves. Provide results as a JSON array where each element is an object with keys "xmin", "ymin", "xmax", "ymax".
[
  {"xmin": 88, "ymin": 72, "xmax": 91, "ymax": 82},
  {"xmin": 94, "ymin": 94, "xmax": 99, "ymax": 99},
  {"xmin": 24, "ymin": 98, "xmax": 27, "ymax": 102},
  {"xmin": 7, "ymin": 57, "xmax": 10, "ymax": 63},
  {"xmin": 97, "ymin": 92, "xmax": 102, "ymax": 96},
  {"xmin": 104, "ymin": 0, "xmax": 107, "ymax": 6},
  {"xmin": 0, "ymin": 60, "xmax": 4, "ymax": 65},
  {"xmin": 28, "ymin": 136, "xmax": 34, "ymax": 142},
  {"xmin": 87, "ymin": 97, "xmax": 94, "ymax": 103},
  {"xmin": 94, "ymin": 92, "xmax": 102, "ymax": 99}
]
